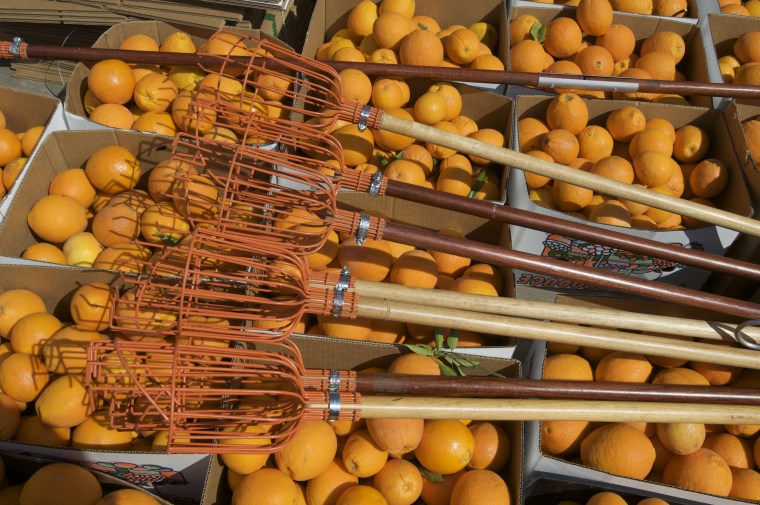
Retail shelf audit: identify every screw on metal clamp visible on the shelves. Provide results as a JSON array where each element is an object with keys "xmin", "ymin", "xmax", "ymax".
[
  {"xmin": 331, "ymin": 266, "xmax": 351, "ymax": 317},
  {"xmin": 328, "ymin": 369, "xmax": 341, "ymax": 392},
  {"xmin": 9, "ymin": 37, "xmax": 23, "ymax": 59},
  {"xmin": 327, "ymin": 393, "xmax": 341, "ymax": 420},
  {"xmin": 357, "ymin": 105, "xmax": 371, "ymax": 131},
  {"xmin": 735, "ymin": 319, "xmax": 760, "ymax": 351},
  {"xmin": 369, "ymin": 171, "xmax": 383, "ymax": 197},
  {"xmin": 355, "ymin": 213, "xmax": 371, "ymax": 245}
]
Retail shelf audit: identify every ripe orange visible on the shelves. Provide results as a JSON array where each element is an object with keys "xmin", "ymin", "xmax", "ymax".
[
  {"xmin": 510, "ymin": 40, "xmax": 547, "ymax": 73},
  {"xmin": 132, "ymin": 110, "xmax": 177, "ymax": 136},
  {"xmin": 87, "ymin": 59, "xmax": 136, "ymax": 105},
  {"xmin": 347, "ymin": 0, "xmax": 379, "ymax": 40},
  {"xmin": 21, "ymin": 242, "xmax": 66, "ymax": 264},
  {"xmin": 428, "ymin": 82, "xmax": 463, "ymax": 121},
  {"xmin": 445, "ymin": 28, "xmax": 481, "ymax": 65},
  {"xmin": 595, "ymin": 351, "xmax": 652, "ymax": 382},
  {"xmin": 366, "ymin": 418, "xmax": 424, "ymax": 458},
  {"xmin": 641, "ymin": 31, "xmax": 686, "ymax": 64},
  {"xmin": 343, "ymin": 428, "xmax": 389, "ymax": 477},
  {"xmin": 1, "ymin": 156, "xmax": 25, "ymax": 192},
  {"xmin": 509, "ymin": 15, "xmax": 540, "ymax": 47},
  {"xmin": 577, "ymin": 125, "xmax": 614, "ymax": 162},
  {"xmin": 425, "ymin": 120, "xmax": 460, "ymax": 159},
  {"xmin": 14, "ymin": 414, "xmax": 70, "ymax": 447},
  {"xmin": 88, "ymin": 103, "xmax": 135, "ymax": 129},
  {"xmin": 91, "ymin": 202, "xmax": 141, "ymax": 247},
  {"xmin": 232, "ymin": 467, "xmax": 300, "ymax": 505},
  {"xmin": 629, "ymin": 128, "xmax": 674, "ymax": 159},
  {"xmin": 734, "ymin": 31, "xmax": 760, "ymax": 64},
  {"xmin": 703, "ymin": 432, "xmax": 754, "ymax": 468},
  {"xmin": 427, "ymin": 227, "xmax": 472, "ymax": 277},
  {"xmin": 69, "ymin": 282, "xmax": 114, "ymax": 332},
  {"xmin": 389, "ymin": 249, "xmax": 438, "ymax": 288},
  {"xmin": 48, "ymin": 168, "xmax": 97, "ymax": 207},
  {"xmin": 543, "ymin": 353, "xmax": 593, "ymax": 381},
  {"xmin": 662, "ymin": 448, "xmax": 732, "ymax": 496},
  {"xmin": 606, "ymin": 106, "xmax": 646, "ymax": 142},
  {"xmin": 0, "ymin": 352, "xmax": 49, "ymax": 402},
  {"xmin": 9, "ymin": 312, "xmax": 62, "ymax": 355},
  {"xmin": 596, "ymin": 24, "xmax": 636, "ymax": 62},
  {"xmin": 633, "ymin": 151, "xmax": 677, "ymax": 187},
  {"xmin": 413, "ymin": 15, "xmax": 441, "ymax": 33},
  {"xmin": 450, "ymin": 469, "xmax": 510, "ymax": 505},
  {"xmin": 336, "ymin": 485, "xmax": 388, "ymax": 505},
  {"xmin": 574, "ymin": 45, "xmax": 615, "ymax": 76},
  {"xmin": 35, "ymin": 373, "xmax": 91, "ymax": 428},
  {"xmin": 373, "ymin": 458, "xmax": 423, "ymax": 505},
  {"xmin": 332, "ymin": 123, "xmax": 375, "ymax": 166},
  {"xmin": 586, "ymin": 492, "xmax": 627, "ymax": 505},
  {"xmin": 467, "ymin": 128, "xmax": 504, "ymax": 165},
  {"xmin": 388, "ymin": 353, "xmax": 441, "ymax": 376},
  {"xmin": 0, "ymin": 392, "xmax": 20, "ymax": 439},
  {"xmin": 414, "ymin": 91, "xmax": 448, "ymax": 125},
  {"xmin": 0, "ymin": 289, "xmax": 47, "ymax": 339},
  {"xmin": 85, "ymin": 145, "xmax": 141, "ymax": 195},
  {"xmin": 0, "ymin": 128, "xmax": 22, "ymax": 167},
  {"xmin": 399, "ymin": 28, "xmax": 444, "ymax": 66},
  {"xmin": 543, "ymin": 17, "xmax": 583, "ymax": 59},
  {"xmin": 337, "ymin": 237, "xmax": 393, "ymax": 282},
  {"xmin": 415, "ymin": 419, "xmax": 475, "ymax": 474},
  {"xmin": 689, "ymin": 158, "xmax": 728, "ymax": 198},
  {"xmin": 19, "ymin": 462, "xmax": 102, "ymax": 505},
  {"xmin": 275, "ymin": 419, "xmax": 337, "ymax": 480},
  {"xmin": 518, "ymin": 117, "xmax": 549, "ymax": 152},
  {"xmin": 27, "ymin": 194, "xmax": 89, "ymax": 244},
  {"xmin": 19, "ymin": 125, "xmax": 44, "ymax": 157},
  {"xmin": 541, "ymin": 420, "xmax": 592, "ymax": 456},
  {"xmin": 373, "ymin": 12, "xmax": 415, "ymax": 51},
  {"xmin": 468, "ymin": 422, "xmax": 510, "ymax": 471},
  {"xmin": 42, "ymin": 325, "xmax": 104, "ymax": 375},
  {"xmin": 580, "ymin": 423, "xmax": 656, "ymax": 479},
  {"xmin": 635, "ymin": 52, "xmax": 676, "ymax": 81},
  {"xmin": 577, "ymin": 0, "xmax": 613, "ymax": 36},
  {"xmin": 420, "ymin": 469, "xmax": 465, "ymax": 505},
  {"xmin": 541, "ymin": 128, "xmax": 579, "ymax": 164},
  {"xmin": 657, "ymin": 422, "xmax": 706, "ymax": 455},
  {"xmin": 306, "ymin": 458, "xmax": 358, "ymax": 505}
]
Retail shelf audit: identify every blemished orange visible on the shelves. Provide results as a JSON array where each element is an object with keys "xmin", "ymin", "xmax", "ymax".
[
  {"xmin": 48, "ymin": 168, "xmax": 97, "ymax": 207},
  {"xmin": 1, "ymin": 156, "xmax": 25, "ymax": 192},
  {"xmin": 35, "ymin": 373, "xmax": 91, "ymax": 428},
  {"xmin": 606, "ymin": 106, "xmax": 647, "ymax": 142},
  {"xmin": 689, "ymin": 158, "xmax": 728, "ymax": 198},
  {"xmin": 633, "ymin": 151, "xmax": 677, "ymax": 187},
  {"xmin": 366, "ymin": 418, "xmax": 424, "ymax": 457},
  {"xmin": 19, "ymin": 462, "xmax": 102, "ymax": 505},
  {"xmin": 415, "ymin": 419, "xmax": 475, "ymax": 474},
  {"xmin": 445, "ymin": 28, "xmax": 481, "ymax": 64},
  {"xmin": 399, "ymin": 28, "xmax": 444, "ymax": 66},
  {"xmin": 577, "ymin": 0, "xmax": 613, "ymax": 36},
  {"xmin": 541, "ymin": 420, "xmax": 592, "ymax": 456},
  {"xmin": 0, "ymin": 289, "xmax": 47, "ymax": 339},
  {"xmin": 372, "ymin": 458, "xmax": 423, "ymax": 505},
  {"xmin": 703, "ymin": 432, "xmax": 754, "ymax": 468},
  {"xmin": 580, "ymin": 423, "xmax": 656, "ymax": 479},
  {"xmin": 336, "ymin": 485, "xmax": 388, "ymax": 505},
  {"xmin": 518, "ymin": 117, "xmax": 549, "ymax": 152},
  {"xmin": 0, "ymin": 128, "xmax": 22, "ymax": 167},
  {"xmin": 543, "ymin": 353, "xmax": 594, "ymax": 381},
  {"xmin": 343, "ymin": 428, "xmax": 389, "ymax": 478},
  {"xmin": 21, "ymin": 242, "xmax": 66, "ymax": 264},
  {"xmin": 595, "ymin": 351, "xmax": 653, "ymax": 383},
  {"xmin": 468, "ymin": 422, "xmax": 510, "ymax": 471},
  {"xmin": 577, "ymin": 125, "xmax": 614, "ymax": 162},
  {"xmin": 388, "ymin": 353, "xmax": 441, "ymax": 376},
  {"xmin": 389, "ymin": 249, "xmax": 438, "ymax": 288},
  {"xmin": 450, "ymin": 469, "xmax": 511, "ymax": 505},
  {"xmin": 85, "ymin": 145, "xmax": 141, "ymax": 195},
  {"xmin": 510, "ymin": 40, "xmax": 547, "ymax": 73},
  {"xmin": 275, "ymin": 419, "xmax": 337, "ymax": 481},
  {"xmin": 14, "ymin": 414, "xmax": 70, "ymax": 447},
  {"xmin": 0, "ymin": 352, "xmax": 49, "ymax": 402},
  {"xmin": 663, "ymin": 448, "xmax": 733, "ymax": 496},
  {"xmin": 306, "ymin": 458, "xmax": 359, "ymax": 505},
  {"xmin": 231, "ymin": 467, "xmax": 300, "ymax": 505},
  {"xmin": 87, "ymin": 59, "xmax": 136, "ymax": 105},
  {"xmin": 543, "ymin": 17, "xmax": 583, "ymax": 59},
  {"xmin": 541, "ymin": 128, "xmax": 580, "ymax": 164},
  {"xmin": 9, "ymin": 312, "xmax": 62, "ymax": 355},
  {"xmin": 69, "ymin": 282, "xmax": 114, "ymax": 332},
  {"xmin": 427, "ymin": 227, "xmax": 472, "ymax": 277},
  {"xmin": 586, "ymin": 492, "xmax": 627, "ymax": 505}
]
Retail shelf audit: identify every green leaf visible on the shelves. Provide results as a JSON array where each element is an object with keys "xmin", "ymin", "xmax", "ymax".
[
  {"xmin": 467, "ymin": 168, "xmax": 491, "ymax": 199},
  {"xmin": 450, "ymin": 356, "xmax": 480, "ymax": 368},
  {"xmin": 378, "ymin": 152, "xmax": 392, "ymax": 169},
  {"xmin": 433, "ymin": 328, "xmax": 444, "ymax": 351},
  {"xmin": 438, "ymin": 362, "xmax": 459, "ymax": 376},
  {"xmin": 529, "ymin": 22, "xmax": 546, "ymax": 44},
  {"xmin": 419, "ymin": 467, "xmax": 444, "ymax": 483},
  {"xmin": 446, "ymin": 329, "xmax": 459, "ymax": 350},
  {"xmin": 157, "ymin": 233, "xmax": 181, "ymax": 246},
  {"xmin": 404, "ymin": 344, "xmax": 436, "ymax": 356}
]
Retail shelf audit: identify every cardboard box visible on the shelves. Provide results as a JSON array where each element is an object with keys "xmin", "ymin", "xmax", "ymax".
[
  {"xmin": 0, "ymin": 86, "xmax": 66, "ymax": 221},
  {"xmin": 202, "ymin": 333, "xmax": 525, "ymax": 505},
  {"xmin": 706, "ymin": 13, "xmax": 760, "ymax": 110},
  {"xmin": 508, "ymin": 95, "xmax": 751, "ymax": 292},
  {"xmin": 0, "ymin": 129, "xmax": 174, "ymax": 260},
  {"xmin": 0, "ymin": 264, "xmax": 214, "ymax": 505},
  {"xmin": 301, "ymin": 0, "xmax": 510, "ymax": 94},
  {"xmin": 507, "ymin": 6, "xmax": 714, "ymax": 109},
  {"xmin": 63, "ymin": 20, "xmax": 285, "ymax": 131}
]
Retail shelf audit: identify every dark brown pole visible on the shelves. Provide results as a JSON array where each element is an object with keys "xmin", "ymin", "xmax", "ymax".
[
  {"xmin": 355, "ymin": 373, "xmax": 760, "ymax": 405},
  {"xmin": 383, "ymin": 180, "xmax": 760, "ymax": 282},
  {"xmin": 381, "ymin": 221, "xmax": 760, "ymax": 320}
]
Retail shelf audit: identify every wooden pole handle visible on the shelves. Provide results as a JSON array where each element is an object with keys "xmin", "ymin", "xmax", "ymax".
[
  {"xmin": 329, "ymin": 396, "xmax": 760, "ymax": 424},
  {"xmin": 379, "ymin": 114, "xmax": 760, "ymax": 238},
  {"xmin": 352, "ymin": 280, "xmax": 760, "ymax": 344},
  {"xmin": 354, "ymin": 297, "xmax": 760, "ymax": 370}
]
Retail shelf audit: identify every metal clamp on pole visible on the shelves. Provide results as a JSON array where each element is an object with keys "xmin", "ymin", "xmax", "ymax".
[
  {"xmin": 328, "ymin": 369, "xmax": 341, "ymax": 392},
  {"xmin": 355, "ymin": 213, "xmax": 371, "ymax": 245},
  {"xmin": 327, "ymin": 393, "xmax": 341, "ymax": 420},
  {"xmin": 369, "ymin": 171, "xmax": 383, "ymax": 197},
  {"xmin": 357, "ymin": 105, "xmax": 372, "ymax": 131},
  {"xmin": 331, "ymin": 266, "xmax": 351, "ymax": 317},
  {"xmin": 735, "ymin": 319, "xmax": 760, "ymax": 350}
]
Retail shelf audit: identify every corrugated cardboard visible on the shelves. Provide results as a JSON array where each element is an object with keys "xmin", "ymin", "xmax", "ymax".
[
  {"xmin": 0, "ymin": 129, "xmax": 173, "ymax": 258},
  {"xmin": 0, "ymin": 86, "xmax": 67, "ymax": 221},
  {"xmin": 63, "ymin": 21, "xmax": 283, "ymax": 130},
  {"xmin": 302, "ymin": 0, "xmax": 509, "ymax": 93},
  {"xmin": 508, "ymin": 95, "xmax": 751, "ymax": 292},
  {"xmin": 706, "ymin": 13, "xmax": 760, "ymax": 110},
  {"xmin": 507, "ymin": 5, "xmax": 713, "ymax": 109}
]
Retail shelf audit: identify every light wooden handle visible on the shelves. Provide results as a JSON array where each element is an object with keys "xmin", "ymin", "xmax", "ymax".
[
  {"xmin": 380, "ymin": 114, "xmax": 760, "ymax": 238},
  {"xmin": 355, "ymin": 297, "xmax": 760, "ymax": 370},
  {"xmin": 318, "ymin": 396, "xmax": 760, "ymax": 423},
  {"xmin": 352, "ymin": 280, "xmax": 760, "ymax": 344}
]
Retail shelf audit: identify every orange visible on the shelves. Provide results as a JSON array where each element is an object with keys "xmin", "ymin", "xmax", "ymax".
[
  {"xmin": 19, "ymin": 462, "xmax": 102, "ymax": 505},
  {"xmin": 437, "ymin": 155, "xmax": 473, "ymax": 196},
  {"xmin": 420, "ymin": 469, "xmax": 465, "ymax": 505},
  {"xmin": 48, "ymin": 168, "xmax": 97, "ymax": 207},
  {"xmin": 509, "ymin": 15, "xmax": 540, "ymax": 47},
  {"xmin": 611, "ymin": 68, "xmax": 659, "ymax": 101},
  {"xmin": 588, "ymin": 199, "xmax": 632, "ymax": 227},
  {"xmin": 606, "ymin": 106, "xmax": 646, "ymax": 142},
  {"xmin": 0, "ymin": 110, "xmax": 5, "ymax": 129},
  {"xmin": 347, "ymin": 0, "xmax": 379, "ymax": 40},
  {"xmin": 0, "ymin": 392, "xmax": 20, "ymax": 438},
  {"xmin": 337, "ymin": 237, "xmax": 393, "ymax": 282},
  {"xmin": 147, "ymin": 158, "xmax": 196, "ymax": 202},
  {"xmin": 596, "ymin": 24, "xmax": 636, "ymax": 62},
  {"xmin": 336, "ymin": 485, "xmax": 388, "ymax": 505},
  {"xmin": 545, "ymin": 60, "xmax": 583, "ymax": 94},
  {"xmin": 338, "ymin": 69, "xmax": 372, "ymax": 106},
  {"xmin": 654, "ymin": 0, "xmax": 688, "ymax": 15},
  {"xmin": 586, "ymin": 492, "xmax": 627, "ymax": 505},
  {"xmin": 641, "ymin": 31, "xmax": 686, "ymax": 64},
  {"xmin": 379, "ymin": 0, "xmax": 415, "ymax": 19},
  {"xmin": 332, "ymin": 123, "xmax": 375, "ymax": 166},
  {"xmin": 1, "ymin": 156, "xmax": 26, "ymax": 191},
  {"xmin": 91, "ymin": 201, "xmax": 141, "ymax": 247},
  {"xmin": 689, "ymin": 158, "xmax": 728, "ymax": 198},
  {"xmin": 413, "ymin": 91, "xmax": 447, "ymax": 125},
  {"xmin": 170, "ymin": 173, "xmax": 220, "ymax": 220},
  {"xmin": 0, "ymin": 352, "xmax": 49, "ymax": 402},
  {"xmin": 171, "ymin": 90, "xmax": 216, "ymax": 134},
  {"xmin": 633, "ymin": 151, "xmax": 677, "ymax": 187},
  {"xmin": 595, "ymin": 351, "xmax": 652, "ymax": 382},
  {"xmin": 611, "ymin": 0, "xmax": 654, "ymax": 12},
  {"xmin": 445, "ymin": 28, "xmax": 481, "ymax": 65},
  {"xmin": 20, "ymin": 125, "xmax": 44, "ymax": 157},
  {"xmin": 656, "ymin": 422, "xmax": 706, "ymax": 455},
  {"xmin": 373, "ymin": 458, "xmax": 423, "ymax": 505},
  {"xmin": 663, "ymin": 448, "xmax": 733, "ymax": 496},
  {"xmin": 703, "ymin": 432, "xmax": 754, "ymax": 468},
  {"xmin": 541, "ymin": 128, "xmax": 579, "ymax": 164},
  {"xmin": 275, "ymin": 419, "xmax": 337, "ymax": 480},
  {"xmin": 96, "ymin": 489, "xmax": 163, "ymax": 505},
  {"xmin": 21, "ymin": 242, "xmax": 66, "ymax": 264},
  {"xmin": 450, "ymin": 469, "xmax": 510, "ymax": 505},
  {"xmin": 543, "ymin": 353, "xmax": 593, "ymax": 381},
  {"xmin": 635, "ymin": 52, "xmax": 676, "ymax": 81},
  {"xmin": 580, "ymin": 423, "xmax": 656, "ymax": 479},
  {"xmin": 450, "ymin": 276, "xmax": 499, "ymax": 296},
  {"xmin": 218, "ymin": 425, "xmax": 270, "ymax": 475},
  {"xmin": 371, "ymin": 78, "xmax": 405, "ymax": 109},
  {"xmin": 92, "ymin": 243, "xmax": 150, "ymax": 273},
  {"xmin": 428, "ymin": 83, "xmax": 463, "ymax": 121},
  {"xmin": 88, "ymin": 103, "xmax": 135, "ymax": 129},
  {"xmin": 61, "ymin": 231, "xmax": 103, "ymax": 268},
  {"xmin": 541, "ymin": 420, "xmax": 592, "ymax": 456},
  {"xmin": 413, "ymin": 15, "xmax": 441, "ymax": 33},
  {"xmin": 629, "ymin": 128, "xmax": 674, "ymax": 159},
  {"xmin": 87, "ymin": 59, "xmax": 136, "ymax": 105},
  {"xmin": 367, "ymin": 319, "xmax": 406, "ymax": 344},
  {"xmin": 373, "ymin": 12, "xmax": 415, "ymax": 51},
  {"xmin": 574, "ymin": 45, "xmax": 614, "ymax": 76},
  {"xmin": 140, "ymin": 201, "xmax": 190, "ymax": 245},
  {"xmin": 510, "ymin": 40, "xmax": 547, "ymax": 73},
  {"xmin": 332, "ymin": 46, "xmax": 366, "ymax": 62},
  {"xmin": 577, "ymin": 125, "xmax": 613, "ymax": 162},
  {"xmin": 35, "ymin": 373, "xmax": 91, "ymax": 428},
  {"xmin": 306, "ymin": 458, "xmax": 359, "ymax": 505},
  {"xmin": 85, "ymin": 145, "xmax": 141, "ymax": 195},
  {"xmin": 524, "ymin": 151, "xmax": 553, "ymax": 189},
  {"xmin": 14, "ymin": 414, "xmax": 70, "ymax": 447},
  {"xmin": 467, "ymin": 128, "xmax": 505, "ymax": 165},
  {"xmin": 722, "ymin": 3, "xmax": 751, "ymax": 13},
  {"xmin": 734, "ymin": 32, "xmax": 760, "ymax": 64},
  {"xmin": 425, "ymin": 120, "xmax": 460, "ymax": 159},
  {"xmin": 388, "ymin": 353, "xmax": 441, "ymax": 375},
  {"xmin": 577, "ymin": 0, "xmax": 613, "ymax": 36},
  {"xmin": 691, "ymin": 345, "xmax": 742, "ymax": 385},
  {"xmin": 232, "ymin": 467, "xmax": 300, "ymax": 505},
  {"xmin": 427, "ymin": 227, "xmax": 472, "ymax": 276},
  {"xmin": 468, "ymin": 422, "xmax": 510, "ymax": 471},
  {"xmin": 415, "ymin": 419, "xmax": 474, "ymax": 474},
  {"xmin": 470, "ymin": 54, "xmax": 505, "ymax": 70},
  {"xmin": 0, "ymin": 289, "xmax": 47, "ymax": 339},
  {"xmin": 390, "ymin": 249, "xmax": 438, "ymax": 288},
  {"xmin": 366, "ymin": 418, "xmax": 424, "ymax": 457},
  {"xmin": 343, "ymin": 428, "xmax": 389, "ymax": 477},
  {"xmin": 118, "ymin": 33, "xmax": 158, "ymax": 52},
  {"xmin": 543, "ymin": 17, "xmax": 583, "ymax": 59},
  {"xmin": 69, "ymin": 282, "xmax": 114, "ymax": 332},
  {"xmin": 9, "ymin": 312, "xmax": 62, "ymax": 355},
  {"xmin": 399, "ymin": 28, "xmax": 444, "ymax": 66},
  {"xmin": 729, "ymin": 467, "xmax": 760, "ymax": 500},
  {"xmin": 0, "ymin": 128, "xmax": 22, "ymax": 167},
  {"xmin": 132, "ymin": 110, "xmax": 177, "ymax": 136},
  {"xmin": 367, "ymin": 48, "xmax": 397, "ymax": 63},
  {"xmin": 41, "ymin": 325, "xmax": 104, "ymax": 375},
  {"xmin": 160, "ymin": 31, "xmax": 196, "ymax": 53},
  {"xmin": 518, "ymin": 117, "xmax": 549, "ymax": 152}
]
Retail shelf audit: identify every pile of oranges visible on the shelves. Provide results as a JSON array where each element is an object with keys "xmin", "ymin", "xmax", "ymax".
[
  {"xmin": 540, "ymin": 336, "xmax": 760, "ymax": 501},
  {"xmin": 547, "ymin": 491, "xmax": 671, "ymax": 505},
  {"xmin": 0, "ymin": 110, "xmax": 45, "ymax": 201},
  {"xmin": 518, "ymin": 0, "xmax": 688, "ymax": 17},
  {"xmin": 510, "ymin": 0, "xmax": 690, "ymax": 104},
  {"xmin": 717, "ymin": 31, "xmax": 760, "ymax": 85},
  {"xmin": 222, "ymin": 352, "xmax": 512, "ymax": 505},
  {"xmin": 0, "ymin": 460, "xmax": 162, "ymax": 505},
  {"xmin": 517, "ymin": 92, "xmax": 728, "ymax": 229},
  {"xmin": 317, "ymin": 0, "xmax": 503, "ymax": 70},
  {"xmin": 718, "ymin": 0, "xmax": 760, "ymax": 15}
]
